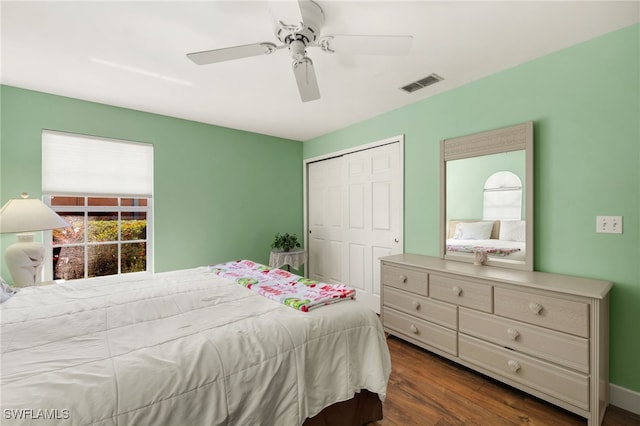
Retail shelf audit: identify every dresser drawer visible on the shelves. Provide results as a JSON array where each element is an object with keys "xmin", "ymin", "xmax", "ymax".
[
  {"xmin": 382, "ymin": 264, "xmax": 428, "ymax": 295},
  {"xmin": 383, "ymin": 287, "xmax": 457, "ymax": 330},
  {"xmin": 459, "ymin": 308, "xmax": 589, "ymax": 373},
  {"xmin": 494, "ymin": 288, "xmax": 589, "ymax": 338},
  {"xmin": 383, "ymin": 308, "xmax": 457, "ymax": 356},
  {"xmin": 459, "ymin": 335, "xmax": 589, "ymax": 410},
  {"xmin": 429, "ymin": 274, "xmax": 492, "ymax": 312}
]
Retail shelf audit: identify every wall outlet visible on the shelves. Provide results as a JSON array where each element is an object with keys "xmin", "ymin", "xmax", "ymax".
[{"xmin": 596, "ymin": 216, "xmax": 623, "ymax": 234}]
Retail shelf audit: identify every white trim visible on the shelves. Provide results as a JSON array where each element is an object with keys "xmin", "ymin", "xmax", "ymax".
[
  {"xmin": 303, "ymin": 134, "xmax": 405, "ymax": 277},
  {"xmin": 610, "ymin": 383, "xmax": 640, "ymax": 415},
  {"xmin": 304, "ymin": 135, "xmax": 404, "ymax": 164}
]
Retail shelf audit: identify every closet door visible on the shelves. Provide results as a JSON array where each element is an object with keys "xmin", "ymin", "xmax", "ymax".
[
  {"xmin": 307, "ymin": 141, "xmax": 403, "ymax": 313},
  {"xmin": 344, "ymin": 143, "xmax": 402, "ymax": 312},
  {"xmin": 307, "ymin": 157, "xmax": 347, "ymax": 284}
]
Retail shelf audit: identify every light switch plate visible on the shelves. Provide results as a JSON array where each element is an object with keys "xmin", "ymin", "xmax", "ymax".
[{"xmin": 596, "ymin": 216, "xmax": 623, "ymax": 234}]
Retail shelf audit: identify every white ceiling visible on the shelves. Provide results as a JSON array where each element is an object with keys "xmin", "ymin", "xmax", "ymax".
[{"xmin": 1, "ymin": 1, "xmax": 638, "ymax": 141}]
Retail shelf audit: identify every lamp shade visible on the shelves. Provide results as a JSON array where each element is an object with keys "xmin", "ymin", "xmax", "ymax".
[{"xmin": 0, "ymin": 194, "xmax": 69, "ymax": 233}]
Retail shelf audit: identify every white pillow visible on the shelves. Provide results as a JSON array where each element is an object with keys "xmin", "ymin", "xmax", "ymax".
[
  {"xmin": 454, "ymin": 221, "xmax": 494, "ymax": 240},
  {"xmin": 499, "ymin": 220, "xmax": 526, "ymax": 242},
  {"xmin": 1, "ymin": 276, "xmax": 18, "ymax": 303}
]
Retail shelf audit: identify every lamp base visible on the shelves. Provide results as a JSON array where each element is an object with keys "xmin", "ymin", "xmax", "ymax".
[{"xmin": 5, "ymin": 232, "xmax": 45, "ymax": 287}]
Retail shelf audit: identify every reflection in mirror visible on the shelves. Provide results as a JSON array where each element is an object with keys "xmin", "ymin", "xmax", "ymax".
[
  {"xmin": 483, "ymin": 171, "xmax": 522, "ymax": 220},
  {"xmin": 440, "ymin": 122, "xmax": 533, "ymax": 271}
]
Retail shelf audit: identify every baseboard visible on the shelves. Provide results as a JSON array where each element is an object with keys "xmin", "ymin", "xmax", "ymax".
[{"xmin": 610, "ymin": 383, "xmax": 640, "ymax": 415}]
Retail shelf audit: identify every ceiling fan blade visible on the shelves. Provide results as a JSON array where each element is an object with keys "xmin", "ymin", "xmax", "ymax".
[
  {"xmin": 187, "ymin": 42, "xmax": 278, "ymax": 65},
  {"xmin": 318, "ymin": 35, "xmax": 413, "ymax": 56},
  {"xmin": 298, "ymin": 0, "xmax": 323, "ymax": 29},
  {"xmin": 292, "ymin": 57, "xmax": 320, "ymax": 102},
  {"xmin": 269, "ymin": 0, "xmax": 323, "ymax": 32},
  {"xmin": 268, "ymin": 1, "xmax": 303, "ymax": 27}
]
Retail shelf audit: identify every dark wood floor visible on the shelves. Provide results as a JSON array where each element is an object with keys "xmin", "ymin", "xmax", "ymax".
[{"xmin": 372, "ymin": 336, "xmax": 640, "ymax": 426}]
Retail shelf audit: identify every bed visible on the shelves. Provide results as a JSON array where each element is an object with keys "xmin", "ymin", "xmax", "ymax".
[
  {"xmin": 446, "ymin": 219, "xmax": 526, "ymax": 261},
  {"xmin": 0, "ymin": 261, "xmax": 390, "ymax": 426}
]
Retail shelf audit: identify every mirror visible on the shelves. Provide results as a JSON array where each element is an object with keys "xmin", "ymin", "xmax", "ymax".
[{"xmin": 439, "ymin": 122, "xmax": 534, "ymax": 271}]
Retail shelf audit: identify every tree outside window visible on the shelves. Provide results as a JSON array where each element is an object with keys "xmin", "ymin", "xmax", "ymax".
[{"xmin": 48, "ymin": 196, "xmax": 150, "ymax": 280}]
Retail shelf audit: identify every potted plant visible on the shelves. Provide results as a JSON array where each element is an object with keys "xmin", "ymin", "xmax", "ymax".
[{"xmin": 270, "ymin": 232, "xmax": 301, "ymax": 252}]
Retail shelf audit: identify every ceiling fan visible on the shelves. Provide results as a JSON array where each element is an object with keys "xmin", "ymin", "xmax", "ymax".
[{"xmin": 186, "ymin": 0, "xmax": 413, "ymax": 102}]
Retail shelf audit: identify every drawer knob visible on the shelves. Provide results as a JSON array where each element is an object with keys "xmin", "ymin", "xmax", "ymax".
[
  {"xmin": 528, "ymin": 302, "xmax": 543, "ymax": 315},
  {"xmin": 452, "ymin": 286, "xmax": 462, "ymax": 296},
  {"xmin": 507, "ymin": 328, "xmax": 520, "ymax": 340},
  {"xmin": 507, "ymin": 359, "xmax": 521, "ymax": 373},
  {"xmin": 399, "ymin": 275, "xmax": 408, "ymax": 283},
  {"xmin": 412, "ymin": 300, "xmax": 421, "ymax": 310},
  {"xmin": 409, "ymin": 324, "xmax": 419, "ymax": 334}
]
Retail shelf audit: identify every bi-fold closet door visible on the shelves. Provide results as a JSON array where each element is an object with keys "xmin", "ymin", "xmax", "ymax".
[{"xmin": 306, "ymin": 140, "xmax": 403, "ymax": 313}]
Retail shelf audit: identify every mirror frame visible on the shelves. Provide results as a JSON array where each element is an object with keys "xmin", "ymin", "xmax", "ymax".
[{"xmin": 439, "ymin": 121, "xmax": 534, "ymax": 271}]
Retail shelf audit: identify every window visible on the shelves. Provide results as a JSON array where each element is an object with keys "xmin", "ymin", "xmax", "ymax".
[
  {"xmin": 47, "ymin": 196, "xmax": 151, "ymax": 280},
  {"xmin": 42, "ymin": 130, "xmax": 153, "ymax": 281},
  {"xmin": 482, "ymin": 171, "xmax": 522, "ymax": 221}
]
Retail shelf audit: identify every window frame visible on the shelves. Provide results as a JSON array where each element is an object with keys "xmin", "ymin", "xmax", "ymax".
[
  {"xmin": 43, "ymin": 195, "xmax": 153, "ymax": 281},
  {"xmin": 482, "ymin": 171, "xmax": 523, "ymax": 221}
]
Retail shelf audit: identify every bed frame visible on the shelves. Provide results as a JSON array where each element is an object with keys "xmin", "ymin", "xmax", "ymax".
[{"xmin": 304, "ymin": 390, "xmax": 383, "ymax": 426}]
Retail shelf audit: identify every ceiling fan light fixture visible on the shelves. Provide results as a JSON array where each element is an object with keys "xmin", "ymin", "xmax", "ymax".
[
  {"xmin": 289, "ymin": 39, "xmax": 307, "ymax": 60},
  {"xmin": 401, "ymin": 73, "xmax": 444, "ymax": 93}
]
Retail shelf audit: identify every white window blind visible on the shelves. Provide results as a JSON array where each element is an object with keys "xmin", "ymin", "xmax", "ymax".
[
  {"xmin": 482, "ymin": 171, "xmax": 522, "ymax": 221},
  {"xmin": 42, "ymin": 130, "xmax": 153, "ymax": 197}
]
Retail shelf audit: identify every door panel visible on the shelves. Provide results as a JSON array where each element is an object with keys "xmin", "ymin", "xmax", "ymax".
[
  {"xmin": 372, "ymin": 181, "xmax": 391, "ymax": 230},
  {"xmin": 308, "ymin": 157, "xmax": 346, "ymax": 284},
  {"xmin": 307, "ymin": 141, "xmax": 403, "ymax": 313},
  {"xmin": 349, "ymin": 184, "xmax": 365, "ymax": 229}
]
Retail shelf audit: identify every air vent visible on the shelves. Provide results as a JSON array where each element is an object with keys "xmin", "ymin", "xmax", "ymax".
[{"xmin": 400, "ymin": 73, "xmax": 443, "ymax": 93}]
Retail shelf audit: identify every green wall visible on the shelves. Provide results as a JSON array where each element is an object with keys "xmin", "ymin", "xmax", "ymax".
[
  {"xmin": 0, "ymin": 86, "xmax": 303, "ymax": 274},
  {"xmin": 304, "ymin": 24, "xmax": 640, "ymax": 392},
  {"xmin": 447, "ymin": 150, "xmax": 526, "ymax": 220}
]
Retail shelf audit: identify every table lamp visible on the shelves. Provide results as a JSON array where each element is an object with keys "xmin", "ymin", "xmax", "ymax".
[{"xmin": 0, "ymin": 193, "xmax": 69, "ymax": 287}]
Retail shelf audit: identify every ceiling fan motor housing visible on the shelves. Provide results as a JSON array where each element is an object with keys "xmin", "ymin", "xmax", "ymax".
[{"xmin": 274, "ymin": 0, "xmax": 324, "ymax": 48}]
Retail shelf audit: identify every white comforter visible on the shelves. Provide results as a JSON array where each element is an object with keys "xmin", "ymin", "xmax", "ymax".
[{"xmin": 0, "ymin": 267, "xmax": 391, "ymax": 426}]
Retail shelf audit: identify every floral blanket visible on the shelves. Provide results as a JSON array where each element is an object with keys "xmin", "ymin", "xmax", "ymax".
[
  {"xmin": 210, "ymin": 260, "xmax": 355, "ymax": 312},
  {"xmin": 446, "ymin": 244, "xmax": 521, "ymax": 256}
]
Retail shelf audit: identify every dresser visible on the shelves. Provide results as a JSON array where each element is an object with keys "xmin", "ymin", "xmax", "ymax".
[{"xmin": 380, "ymin": 253, "xmax": 612, "ymax": 426}]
